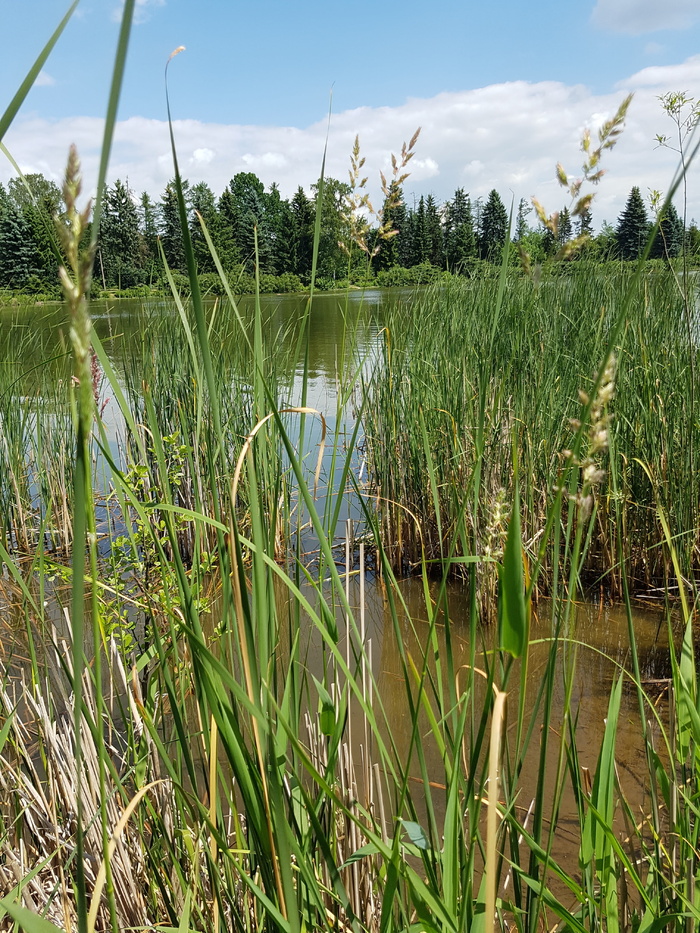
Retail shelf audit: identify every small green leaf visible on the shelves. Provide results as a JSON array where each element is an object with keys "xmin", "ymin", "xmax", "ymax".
[
  {"xmin": 399, "ymin": 818, "xmax": 431, "ymax": 850},
  {"xmin": 340, "ymin": 843, "xmax": 381, "ymax": 869},
  {"xmin": 312, "ymin": 675, "xmax": 336, "ymax": 736}
]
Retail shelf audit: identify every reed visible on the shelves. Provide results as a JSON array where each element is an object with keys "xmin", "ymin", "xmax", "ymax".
[
  {"xmin": 364, "ymin": 266, "xmax": 700, "ymax": 596},
  {"xmin": 1, "ymin": 5, "xmax": 700, "ymax": 933}
]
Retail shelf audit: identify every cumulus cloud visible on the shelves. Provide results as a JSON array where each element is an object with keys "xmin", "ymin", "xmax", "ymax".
[
  {"xmin": 2, "ymin": 57, "xmax": 698, "ymax": 227},
  {"xmin": 191, "ymin": 147, "xmax": 214, "ymax": 165},
  {"xmin": 592, "ymin": 0, "xmax": 700, "ymax": 34},
  {"xmin": 112, "ymin": 0, "xmax": 165, "ymax": 25},
  {"xmin": 35, "ymin": 71, "xmax": 56, "ymax": 87}
]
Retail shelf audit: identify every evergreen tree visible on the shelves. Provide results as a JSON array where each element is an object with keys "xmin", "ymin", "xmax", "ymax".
[
  {"xmin": 159, "ymin": 180, "xmax": 188, "ymax": 272},
  {"xmin": 139, "ymin": 192, "xmax": 159, "ymax": 278},
  {"xmin": 557, "ymin": 206, "xmax": 572, "ymax": 247},
  {"xmin": 189, "ymin": 181, "xmax": 238, "ymax": 273},
  {"xmin": 412, "ymin": 196, "xmax": 428, "ymax": 264},
  {"xmin": 374, "ymin": 182, "xmax": 407, "ymax": 271},
  {"xmin": 220, "ymin": 172, "xmax": 269, "ymax": 272},
  {"xmin": 479, "ymin": 189, "xmax": 508, "ymax": 260},
  {"xmin": 616, "ymin": 186, "xmax": 649, "ymax": 260},
  {"xmin": 444, "ymin": 188, "xmax": 476, "ymax": 272},
  {"xmin": 289, "ymin": 186, "xmax": 314, "ymax": 278},
  {"xmin": 99, "ymin": 179, "xmax": 143, "ymax": 288},
  {"xmin": 7, "ymin": 173, "xmax": 61, "ymax": 287},
  {"xmin": 0, "ymin": 185, "xmax": 35, "ymax": 288},
  {"xmin": 514, "ymin": 197, "xmax": 531, "ymax": 243},
  {"xmin": 264, "ymin": 183, "xmax": 294, "ymax": 275},
  {"xmin": 576, "ymin": 205, "xmax": 593, "ymax": 238},
  {"xmin": 651, "ymin": 201, "xmax": 683, "ymax": 259},
  {"xmin": 424, "ymin": 194, "xmax": 444, "ymax": 267}
]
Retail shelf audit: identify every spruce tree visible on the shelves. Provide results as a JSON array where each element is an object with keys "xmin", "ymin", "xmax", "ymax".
[
  {"xmin": 444, "ymin": 188, "xmax": 476, "ymax": 272},
  {"xmin": 139, "ymin": 192, "xmax": 159, "ymax": 277},
  {"xmin": 0, "ymin": 186, "xmax": 35, "ymax": 289},
  {"xmin": 290, "ymin": 186, "xmax": 314, "ymax": 278},
  {"xmin": 160, "ymin": 180, "xmax": 188, "ymax": 271},
  {"xmin": 557, "ymin": 206, "xmax": 572, "ymax": 247},
  {"xmin": 374, "ymin": 182, "xmax": 407, "ymax": 271},
  {"xmin": 220, "ymin": 172, "xmax": 269, "ymax": 272},
  {"xmin": 424, "ymin": 194, "xmax": 444, "ymax": 267},
  {"xmin": 514, "ymin": 197, "xmax": 531, "ymax": 243},
  {"xmin": 99, "ymin": 179, "xmax": 143, "ymax": 288},
  {"xmin": 576, "ymin": 205, "xmax": 593, "ymax": 238},
  {"xmin": 651, "ymin": 201, "xmax": 684, "ymax": 259},
  {"xmin": 616, "ymin": 186, "xmax": 649, "ymax": 260},
  {"xmin": 479, "ymin": 189, "xmax": 508, "ymax": 260},
  {"xmin": 264, "ymin": 183, "xmax": 294, "ymax": 275}
]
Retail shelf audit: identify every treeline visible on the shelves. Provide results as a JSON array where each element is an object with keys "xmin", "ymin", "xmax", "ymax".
[{"xmin": 0, "ymin": 172, "xmax": 698, "ymax": 298}]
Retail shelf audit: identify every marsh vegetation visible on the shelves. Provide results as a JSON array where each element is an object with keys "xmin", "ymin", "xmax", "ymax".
[{"xmin": 1, "ymin": 4, "xmax": 700, "ymax": 933}]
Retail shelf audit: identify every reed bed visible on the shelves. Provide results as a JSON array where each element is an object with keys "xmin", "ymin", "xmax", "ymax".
[
  {"xmin": 2, "ymin": 5, "xmax": 700, "ymax": 932},
  {"xmin": 364, "ymin": 268, "xmax": 700, "ymax": 596}
]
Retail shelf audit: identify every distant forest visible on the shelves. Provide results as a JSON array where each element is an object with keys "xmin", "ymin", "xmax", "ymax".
[{"xmin": 0, "ymin": 171, "xmax": 697, "ymax": 298}]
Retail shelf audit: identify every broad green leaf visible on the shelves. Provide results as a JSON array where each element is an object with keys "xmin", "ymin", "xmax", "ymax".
[
  {"xmin": 0, "ymin": 900, "xmax": 64, "ymax": 933},
  {"xmin": 499, "ymin": 479, "xmax": 528, "ymax": 658}
]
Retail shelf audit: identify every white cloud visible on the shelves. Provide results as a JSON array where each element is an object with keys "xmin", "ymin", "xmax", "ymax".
[
  {"xmin": 191, "ymin": 147, "xmax": 214, "ymax": 165},
  {"xmin": 592, "ymin": 0, "xmax": 700, "ymax": 34},
  {"xmin": 35, "ymin": 71, "xmax": 56, "ymax": 87},
  {"xmin": 2, "ymin": 57, "xmax": 699, "ymax": 227},
  {"xmin": 112, "ymin": 0, "xmax": 165, "ymax": 25}
]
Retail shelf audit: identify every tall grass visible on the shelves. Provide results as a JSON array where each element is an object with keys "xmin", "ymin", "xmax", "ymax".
[
  {"xmin": 364, "ymin": 267, "xmax": 700, "ymax": 596},
  {"xmin": 2, "ymin": 6, "xmax": 700, "ymax": 933}
]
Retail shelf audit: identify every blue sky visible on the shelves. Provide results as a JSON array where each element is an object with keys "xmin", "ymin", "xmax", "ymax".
[{"xmin": 2, "ymin": 0, "xmax": 700, "ymax": 224}]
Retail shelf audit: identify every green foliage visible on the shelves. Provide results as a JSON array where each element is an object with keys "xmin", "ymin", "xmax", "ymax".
[
  {"xmin": 98, "ymin": 179, "xmax": 143, "ymax": 288},
  {"xmin": 479, "ymin": 188, "xmax": 508, "ymax": 260},
  {"xmin": 616, "ymin": 186, "xmax": 649, "ymax": 260}
]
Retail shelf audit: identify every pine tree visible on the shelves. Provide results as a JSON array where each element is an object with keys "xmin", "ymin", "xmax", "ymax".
[
  {"xmin": 7, "ymin": 173, "xmax": 61, "ymax": 287},
  {"xmin": 0, "ymin": 185, "xmax": 35, "ymax": 288},
  {"xmin": 264, "ymin": 183, "xmax": 294, "ymax": 275},
  {"xmin": 444, "ymin": 188, "xmax": 476, "ymax": 272},
  {"xmin": 514, "ymin": 198, "xmax": 531, "ymax": 243},
  {"xmin": 616, "ymin": 186, "xmax": 649, "ymax": 260},
  {"xmin": 576, "ymin": 205, "xmax": 593, "ymax": 238},
  {"xmin": 651, "ymin": 201, "xmax": 683, "ymax": 259},
  {"xmin": 99, "ymin": 179, "xmax": 143, "ymax": 288},
  {"xmin": 479, "ymin": 189, "xmax": 508, "ymax": 260},
  {"xmin": 189, "ymin": 181, "xmax": 237, "ymax": 273},
  {"xmin": 139, "ymin": 192, "xmax": 159, "ymax": 276},
  {"xmin": 290, "ymin": 186, "xmax": 314, "ymax": 278},
  {"xmin": 312, "ymin": 177, "xmax": 350, "ymax": 281},
  {"xmin": 374, "ymin": 182, "xmax": 406, "ymax": 271},
  {"xmin": 424, "ymin": 195, "xmax": 444, "ymax": 267},
  {"xmin": 413, "ymin": 196, "xmax": 428, "ymax": 264},
  {"xmin": 160, "ymin": 180, "xmax": 188, "ymax": 271},
  {"xmin": 557, "ymin": 206, "xmax": 572, "ymax": 247},
  {"xmin": 220, "ymin": 172, "xmax": 269, "ymax": 272}
]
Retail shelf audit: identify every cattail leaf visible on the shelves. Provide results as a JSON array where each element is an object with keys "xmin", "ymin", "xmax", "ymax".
[
  {"xmin": 0, "ymin": 900, "xmax": 64, "ymax": 933},
  {"xmin": 0, "ymin": 1, "xmax": 78, "ymax": 145},
  {"xmin": 499, "ymin": 482, "xmax": 528, "ymax": 658},
  {"xmin": 312, "ymin": 675, "xmax": 336, "ymax": 736}
]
